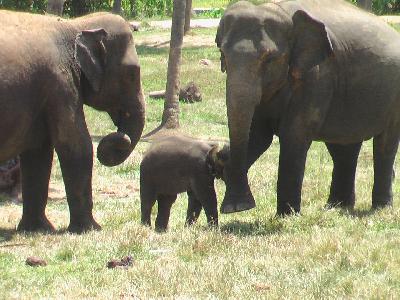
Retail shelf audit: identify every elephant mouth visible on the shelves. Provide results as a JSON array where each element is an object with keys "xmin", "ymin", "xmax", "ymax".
[{"xmin": 97, "ymin": 132, "xmax": 132, "ymax": 167}]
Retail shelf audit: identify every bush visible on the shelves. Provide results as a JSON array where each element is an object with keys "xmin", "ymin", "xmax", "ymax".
[
  {"xmin": 0, "ymin": 0, "xmax": 172, "ymax": 18},
  {"xmin": 0, "ymin": 0, "xmax": 47, "ymax": 13},
  {"xmin": 373, "ymin": 0, "xmax": 400, "ymax": 14}
]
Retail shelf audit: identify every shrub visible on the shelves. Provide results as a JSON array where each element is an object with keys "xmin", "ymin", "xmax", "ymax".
[{"xmin": 0, "ymin": 0, "xmax": 172, "ymax": 18}]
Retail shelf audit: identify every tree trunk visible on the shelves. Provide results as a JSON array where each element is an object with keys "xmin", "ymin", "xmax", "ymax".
[
  {"xmin": 357, "ymin": 0, "xmax": 372, "ymax": 11},
  {"xmin": 161, "ymin": 0, "xmax": 186, "ymax": 129},
  {"xmin": 130, "ymin": 0, "xmax": 137, "ymax": 17},
  {"xmin": 184, "ymin": 0, "xmax": 192, "ymax": 35},
  {"xmin": 47, "ymin": 0, "xmax": 65, "ymax": 16},
  {"xmin": 112, "ymin": 0, "xmax": 122, "ymax": 15},
  {"xmin": 69, "ymin": 0, "xmax": 90, "ymax": 17}
]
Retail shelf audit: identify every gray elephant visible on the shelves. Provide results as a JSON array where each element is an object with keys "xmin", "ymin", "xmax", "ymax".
[
  {"xmin": 140, "ymin": 135, "xmax": 228, "ymax": 231},
  {"xmin": 216, "ymin": 0, "xmax": 400, "ymax": 215},
  {"xmin": 0, "ymin": 10, "xmax": 145, "ymax": 232}
]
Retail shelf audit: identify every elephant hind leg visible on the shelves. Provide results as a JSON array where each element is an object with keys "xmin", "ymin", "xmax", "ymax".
[
  {"xmin": 17, "ymin": 143, "xmax": 55, "ymax": 232},
  {"xmin": 155, "ymin": 194, "xmax": 177, "ymax": 232},
  {"xmin": 372, "ymin": 132, "xmax": 399, "ymax": 209},
  {"xmin": 326, "ymin": 142, "xmax": 362, "ymax": 210},
  {"xmin": 140, "ymin": 184, "xmax": 156, "ymax": 227}
]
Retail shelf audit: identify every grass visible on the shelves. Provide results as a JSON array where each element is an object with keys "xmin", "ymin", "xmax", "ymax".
[{"xmin": 2, "ymin": 27, "xmax": 400, "ymax": 299}]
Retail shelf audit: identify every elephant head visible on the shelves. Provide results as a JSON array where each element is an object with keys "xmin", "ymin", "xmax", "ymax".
[
  {"xmin": 206, "ymin": 143, "xmax": 230, "ymax": 180},
  {"xmin": 73, "ymin": 15, "xmax": 145, "ymax": 166},
  {"xmin": 216, "ymin": 1, "xmax": 333, "ymax": 213}
]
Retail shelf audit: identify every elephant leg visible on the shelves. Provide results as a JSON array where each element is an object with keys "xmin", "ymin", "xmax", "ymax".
[
  {"xmin": 155, "ymin": 194, "xmax": 177, "ymax": 232},
  {"xmin": 246, "ymin": 113, "xmax": 273, "ymax": 170},
  {"xmin": 372, "ymin": 132, "xmax": 399, "ymax": 208},
  {"xmin": 277, "ymin": 136, "xmax": 311, "ymax": 216},
  {"xmin": 57, "ymin": 145, "xmax": 100, "ymax": 233},
  {"xmin": 326, "ymin": 142, "xmax": 362, "ymax": 209},
  {"xmin": 185, "ymin": 190, "xmax": 203, "ymax": 226},
  {"xmin": 17, "ymin": 143, "xmax": 55, "ymax": 232},
  {"xmin": 192, "ymin": 179, "xmax": 218, "ymax": 226},
  {"xmin": 140, "ymin": 185, "xmax": 156, "ymax": 227},
  {"xmin": 48, "ymin": 102, "xmax": 101, "ymax": 233}
]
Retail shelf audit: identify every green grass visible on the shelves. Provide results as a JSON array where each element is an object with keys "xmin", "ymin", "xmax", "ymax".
[
  {"xmin": 193, "ymin": 0, "xmax": 231, "ymax": 8},
  {"xmin": 2, "ymin": 27, "xmax": 400, "ymax": 298}
]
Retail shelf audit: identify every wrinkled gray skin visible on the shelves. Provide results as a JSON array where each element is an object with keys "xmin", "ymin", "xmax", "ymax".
[
  {"xmin": 140, "ymin": 135, "xmax": 228, "ymax": 231},
  {"xmin": 0, "ymin": 11, "xmax": 145, "ymax": 233},
  {"xmin": 216, "ymin": 0, "xmax": 400, "ymax": 215}
]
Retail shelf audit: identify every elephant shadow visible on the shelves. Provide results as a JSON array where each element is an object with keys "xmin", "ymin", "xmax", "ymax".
[
  {"xmin": 338, "ymin": 208, "xmax": 381, "ymax": 218},
  {"xmin": 220, "ymin": 219, "xmax": 283, "ymax": 237}
]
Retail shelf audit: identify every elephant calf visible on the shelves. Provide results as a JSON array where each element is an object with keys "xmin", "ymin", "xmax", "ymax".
[{"xmin": 140, "ymin": 135, "xmax": 228, "ymax": 231}]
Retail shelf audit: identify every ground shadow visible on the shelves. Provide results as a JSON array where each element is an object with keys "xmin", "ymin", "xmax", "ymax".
[
  {"xmin": 0, "ymin": 228, "xmax": 16, "ymax": 244},
  {"xmin": 338, "ymin": 207, "xmax": 382, "ymax": 219},
  {"xmin": 220, "ymin": 219, "xmax": 283, "ymax": 237},
  {"xmin": 136, "ymin": 45, "xmax": 169, "ymax": 56}
]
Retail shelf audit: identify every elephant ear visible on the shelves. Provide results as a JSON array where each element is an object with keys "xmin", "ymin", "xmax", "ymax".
[
  {"xmin": 290, "ymin": 10, "xmax": 334, "ymax": 77},
  {"xmin": 74, "ymin": 28, "xmax": 108, "ymax": 92},
  {"xmin": 206, "ymin": 144, "xmax": 229, "ymax": 179}
]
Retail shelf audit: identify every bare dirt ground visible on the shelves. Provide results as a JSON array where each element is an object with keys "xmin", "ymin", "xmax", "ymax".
[
  {"xmin": 133, "ymin": 15, "xmax": 400, "ymax": 49},
  {"xmin": 136, "ymin": 30, "xmax": 216, "ymax": 48}
]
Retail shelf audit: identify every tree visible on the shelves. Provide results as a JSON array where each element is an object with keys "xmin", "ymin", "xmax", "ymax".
[
  {"xmin": 66, "ymin": 0, "xmax": 90, "ymax": 17},
  {"xmin": 161, "ymin": 0, "xmax": 186, "ymax": 129},
  {"xmin": 184, "ymin": 0, "xmax": 192, "ymax": 34},
  {"xmin": 47, "ymin": 0, "xmax": 65, "ymax": 15},
  {"xmin": 112, "ymin": 0, "xmax": 122, "ymax": 15},
  {"xmin": 357, "ymin": 0, "xmax": 372, "ymax": 11}
]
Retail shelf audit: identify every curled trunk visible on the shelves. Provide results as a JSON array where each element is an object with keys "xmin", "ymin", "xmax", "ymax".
[{"xmin": 97, "ymin": 81, "xmax": 145, "ymax": 167}]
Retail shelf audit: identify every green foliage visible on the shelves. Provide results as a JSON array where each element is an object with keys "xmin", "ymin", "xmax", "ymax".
[
  {"xmin": 0, "ymin": 0, "xmax": 172, "ymax": 18},
  {"xmin": 195, "ymin": 7, "xmax": 224, "ymax": 18},
  {"xmin": 345, "ymin": 0, "xmax": 400, "ymax": 14},
  {"xmin": 0, "ymin": 0, "xmax": 47, "ymax": 13},
  {"xmin": 373, "ymin": 0, "xmax": 400, "ymax": 14}
]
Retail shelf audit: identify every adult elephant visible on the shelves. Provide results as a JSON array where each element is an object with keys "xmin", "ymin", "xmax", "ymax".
[
  {"xmin": 216, "ymin": 0, "xmax": 400, "ymax": 215},
  {"xmin": 0, "ymin": 11, "xmax": 145, "ymax": 232}
]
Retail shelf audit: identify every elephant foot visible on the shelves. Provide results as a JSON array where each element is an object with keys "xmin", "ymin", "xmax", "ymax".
[
  {"xmin": 68, "ymin": 216, "xmax": 101, "ymax": 234},
  {"xmin": 17, "ymin": 215, "xmax": 55, "ymax": 233},
  {"xmin": 326, "ymin": 196, "xmax": 355, "ymax": 210},
  {"xmin": 276, "ymin": 202, "xmax": 300, "ymax": 216},
  {"xmin": 155, "ymin": 225, "xmax": 167, "ymax": 233},
  {"xmin": 220, "ymin": 192, "xmax": 255, "ymax": 214},
  {"xmin": 372, "ymin": 198, "xmax": 393, "ymax": 210}
]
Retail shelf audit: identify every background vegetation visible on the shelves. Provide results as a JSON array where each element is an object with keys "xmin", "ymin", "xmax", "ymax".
[
  {"xmin": 3, "ymin": 0, "xmax": 400, "ymax": 18},
  {"xmin": 1, "ymin": 26, "xmax": 400, "ymax": 298}
]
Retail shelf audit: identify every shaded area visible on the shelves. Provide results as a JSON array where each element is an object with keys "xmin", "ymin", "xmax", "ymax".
[
  {"xmin": 220, "ymin": 219, "xmax": 283, "ymax": 237},
  {"xmin": 0, "ymin": 228, "xmax": 16, "ymax": 244}
]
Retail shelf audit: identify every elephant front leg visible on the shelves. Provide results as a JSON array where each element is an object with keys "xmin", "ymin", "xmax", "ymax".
[
  {"xmin": 17, "ymin": 143, "xmax": 55, "ymax": 232},
  {"xmin": 185, "ymin": 190, "xmax": 203, "ymax": 226},
  {"xmin": 326, "ymin": 142, "xmax": 362, "ymax": 209},
  {"xmin": 277, "ymin": 136, "xmax": 311, "ymax": 215},
  {"xmin": 56, "ymin": 141, "xmax": 100, "ymax": 233},
  {"xmin": 49, "ymin": 101, "xmax": 101, "ymax": 233},
  {"xmin": 372, "ymin": 132, "xmax": 399, "ymax": 208},
  {"xmin": 192, "ymin": 179, "xmax": 218, "ymax": 226}
]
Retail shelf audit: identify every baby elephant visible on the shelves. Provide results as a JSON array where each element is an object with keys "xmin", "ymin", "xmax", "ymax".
[{"xmin": 140, "ymin": 135, "xmax": 228, "ymax": 231}]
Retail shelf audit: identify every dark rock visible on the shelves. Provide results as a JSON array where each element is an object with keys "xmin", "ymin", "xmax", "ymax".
[
  {"xmin": 26, "ymin": 256, "xmax": 47, "ymax": 267},
  {"xmin": 107, "ymin": 255, "xmax": 133, "ymax": 269},
  {"xmin": 179, "ymin": 81, "xmax": 202, "ymax": 103}
]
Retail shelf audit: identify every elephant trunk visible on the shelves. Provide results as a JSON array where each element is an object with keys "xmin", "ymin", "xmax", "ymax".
[
  {"xmin": 97, "ymin": 89, "xmax": 145, "ymax": 167},
  {"xmin": 221, "ymin": 72, "xmax": 261, "ymax": 213}
]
